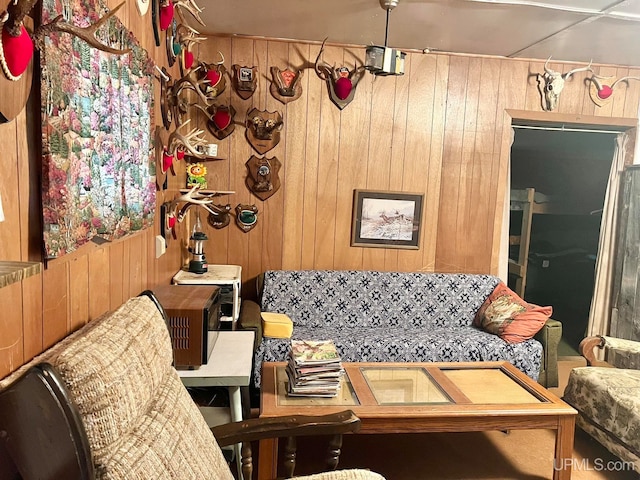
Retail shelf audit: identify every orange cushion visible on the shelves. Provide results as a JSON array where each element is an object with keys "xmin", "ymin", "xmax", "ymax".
[{"xmin": 473, "ymin": 282, "xmax": 552, "ymax": 343}]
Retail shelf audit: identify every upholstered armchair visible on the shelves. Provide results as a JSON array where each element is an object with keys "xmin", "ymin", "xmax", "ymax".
[
  {"xmin": 0, "ymin": 293, "xmax": 385, "ymax": 480},
  {"xmin": 563, "ymin": 335, "xmax": 640, "ymax": 471}
]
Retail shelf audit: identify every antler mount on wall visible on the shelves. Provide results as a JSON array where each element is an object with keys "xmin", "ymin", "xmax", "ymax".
[
  {"xmin": 537, "ymin": 57, "xmax": 592, "ymax": 111},
  {"xmin": 0, "ymin": 0, "xmax": 130, "ymax": 123}
]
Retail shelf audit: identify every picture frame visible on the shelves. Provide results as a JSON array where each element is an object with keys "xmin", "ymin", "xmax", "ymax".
[{"xmin": 351, "ymin": 190, "xmax": 424, "ymax": 249}]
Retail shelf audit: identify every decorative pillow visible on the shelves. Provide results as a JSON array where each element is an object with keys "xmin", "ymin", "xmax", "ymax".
[
  {"xmin": 473, "ymin": 282, "xmax": 552, "ymax": 343},
  {"xmin": 261, "ymin": 312, "xmax": 294, "ymax": 338}
]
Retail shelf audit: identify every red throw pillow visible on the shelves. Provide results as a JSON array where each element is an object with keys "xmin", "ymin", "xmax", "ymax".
[{"xmin": 473, "ymin": 282, "xmax": 552, "ymax": 343}]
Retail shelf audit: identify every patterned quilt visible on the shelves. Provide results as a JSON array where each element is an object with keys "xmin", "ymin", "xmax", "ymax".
[{"xmin": 253, "ymin": 270, "xmax": 543, "ymax": 387}]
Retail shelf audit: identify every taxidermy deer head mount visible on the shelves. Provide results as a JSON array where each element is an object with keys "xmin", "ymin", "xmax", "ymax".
[
  {"xmin": 588, "ymin": 73, "xmax": 640, "ymax": 106},
  {"xmin": 537, "ymin": 57, "xmax": 592, "ymax": 111},
  {"xmin": 315, "ymin": 38, "xmax": 365, "ymax": 110}
]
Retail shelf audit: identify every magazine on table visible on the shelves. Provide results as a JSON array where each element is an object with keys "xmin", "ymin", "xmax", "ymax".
[
  {"xmin": 286, "ymin": 339, "xmax": 344, "ymax": 397},
  {"xmin": 290, "ymin": 339, "xmax": 341, "ymax": 365},
  {"xmin": 286, "ymin": 363, "xmax": 343, "ymax": 383}
]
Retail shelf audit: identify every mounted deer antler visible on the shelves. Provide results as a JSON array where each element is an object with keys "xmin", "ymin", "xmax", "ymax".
[
  {"xmin": 161, "ymin": 65, "xmax": 217, "ymax": 126},
  {"xmin": 315, "ymin": 37, "xmax": 365, "ymax": 110},
  {"xmin": 1, "ymin": 0, "xmax": 129, "ymax": 82},
  {"xmin": 588, "ymin": 73, "xmax": 640, "ymax": 105},
  {"xmin": 173, "ymin": 68, "xmax": 217, "ymax": 105},
  {"xmin": 537, "ymin": 56, "xmax": 592, "ymax": 111},
  {"xmin": 164, "ymin": 186, "xmax": 233, "ymax": 238},
  {"xmin": 174, "ymin": 0, "xmax": 205, "ymax": 27},
  {"xmin": 165, "ymin": 185, "xmax": 213, "ymax": 235},
  {"xmin": 33, "ymin": 2, "xmax": 131, "ymax": 54},
  {"xmin": 176, "ymin": 23, "xmax": 205, "ymax": 73},
  {"xmin": 175, "ymin": 185, "xmax": 215, "ymax": 207},
  {"xmin": 198, "ymin": 51, "xmax": 226, "ymax": 97},
  {"xmin": 167, "ymin": 119, "xmax": 208, "ymax": 157}
]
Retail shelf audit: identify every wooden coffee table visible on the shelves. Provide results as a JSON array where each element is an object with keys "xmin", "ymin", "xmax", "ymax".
[{"xmin": 259, "ymin": 361, "xmax": 577, "ymax": 480}]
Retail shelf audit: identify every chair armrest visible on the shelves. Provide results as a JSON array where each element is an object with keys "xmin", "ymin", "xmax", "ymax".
[
  {"xmin": 211, "ymin": 410, "xmax": 362, "ymax": 479},
  {"xmin": 581, "ymin": 335, "xmax": 640, "ymax": 369},
  {"xmin": 237, "ymin": 299, "xmax": 263, "ymax": 350},
  {"xmin": 579, "ymin": 336, "xmax": 608, "ymax": 367},
  {"xmin": 534, "ymin": 317, "xmax": 562, "ymax": 388},
  {"xmin": 211, "ymin": 410, "xmax": 360, "ymax": 447}
]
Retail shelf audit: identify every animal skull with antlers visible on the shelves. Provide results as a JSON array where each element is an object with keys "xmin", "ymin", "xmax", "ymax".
[
  {"xmin": 315, "ymin": 38, "xmax": 365, "ymax": 110},
  {"xmin": 538, "ymin": 57, "xmax": 592, "ymax": 111}
]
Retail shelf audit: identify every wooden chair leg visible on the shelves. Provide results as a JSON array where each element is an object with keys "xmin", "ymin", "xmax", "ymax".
[
  {"xmin": 282, "ymin": 436, "xmax": 297, "ymax": 478},
  {"xmin": 240, "ymin": 442, "xmax": 253, "ymax": 480},
  {"xmin": 326, "ymin": 434, "xmax": 343, "ymax": 471}
]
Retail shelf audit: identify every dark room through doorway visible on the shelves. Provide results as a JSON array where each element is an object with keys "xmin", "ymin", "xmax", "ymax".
[{"xmin": 508, "ymin": 125, "xmax": 618, "ymax": 355}]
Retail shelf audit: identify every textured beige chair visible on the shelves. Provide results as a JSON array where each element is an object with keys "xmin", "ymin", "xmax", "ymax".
[
  {"xmin": 563, "ymin": 335, "xmax": 640, "ymax": 471},
  {"xmin": 0, "ymin": 292, "xmax": 385, "ymax": 480}
]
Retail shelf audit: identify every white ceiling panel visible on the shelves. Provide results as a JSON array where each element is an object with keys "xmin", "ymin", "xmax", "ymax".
[
  {"xmin": 515, "ymin": 16, "xmax": 640, "ymax": 66},
  {"xmin": 194, "ymin": 0, "xmax": 640, "ymax": 67}
]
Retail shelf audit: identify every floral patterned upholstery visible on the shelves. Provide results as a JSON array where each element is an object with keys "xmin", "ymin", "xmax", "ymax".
[
  {"xmin": 564, "ymin": 336, "xmax": 640, "ymax": 471},
  {"xmin": 253, "ymin": 270, "xmax": 544, "ymax": 387}
]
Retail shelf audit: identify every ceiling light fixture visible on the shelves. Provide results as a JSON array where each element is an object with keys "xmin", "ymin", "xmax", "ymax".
[{"xmin": 364, "ymin": 0, "xmax": 406, "ymax": 76}]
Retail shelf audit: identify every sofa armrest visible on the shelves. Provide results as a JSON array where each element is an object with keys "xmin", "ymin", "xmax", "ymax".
[
  {"xmin": 237, "ymin": 299, "xmax": 263, "ymax": 350},
  {"xmin": 534, "ymin": 317, "xmax": 562, "ymax": 388}
]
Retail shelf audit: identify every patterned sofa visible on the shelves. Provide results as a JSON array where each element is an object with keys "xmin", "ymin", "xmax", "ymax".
[
  {"xmin": 239, "ymin": 270, "xmax": 562, "ymax": 388},
  {"xmin": 563, "ymin": 335, "xmax": 640, "ymax": 471}
]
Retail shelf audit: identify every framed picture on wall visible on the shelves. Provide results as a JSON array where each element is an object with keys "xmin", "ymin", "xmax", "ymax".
[{"xmin": 351, "ymin": 190, "xmax": 424, "ymax": 249}]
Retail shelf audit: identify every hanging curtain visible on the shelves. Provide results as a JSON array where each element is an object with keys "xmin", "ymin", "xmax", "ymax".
[
  {"xmin": 587, "ymin": 132, "xmax": 630, "ymax": 337},
  {"xmin": 498, "ymin": 129, "xmax": 516, "ymax": 283}
]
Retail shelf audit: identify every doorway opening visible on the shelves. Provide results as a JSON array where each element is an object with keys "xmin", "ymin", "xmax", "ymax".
[{"xmin": 507, "ymin": 125, "xmax": 618, "ymax": 355}]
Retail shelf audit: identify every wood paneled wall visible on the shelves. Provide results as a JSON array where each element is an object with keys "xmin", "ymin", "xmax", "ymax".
[
  {"xmin": 195, "ymin": 37, "xmax": 640, "ymax": 284},
  {"xmin": 0, "ymin": 0, "xmax": 183, "ymax": 378},
  {"xmin": 1, "ymin": 13, "xmax": 639, "ymax": 379}
]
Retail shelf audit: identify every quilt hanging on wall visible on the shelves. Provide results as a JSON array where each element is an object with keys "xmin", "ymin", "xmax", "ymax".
[{"xmin": 40, "ymin": 0, "xmax": 155, "ymax": 258}]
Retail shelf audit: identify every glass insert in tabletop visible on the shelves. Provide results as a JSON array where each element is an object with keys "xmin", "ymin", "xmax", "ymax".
[{"xmin": 361, "ymin": 367, "xmax": 452, "ymax": 405}]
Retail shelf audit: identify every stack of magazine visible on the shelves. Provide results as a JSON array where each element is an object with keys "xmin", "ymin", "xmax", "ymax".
[{"xmin": 286, "ymin": 339, "xmax": 344, "ymax": 397}]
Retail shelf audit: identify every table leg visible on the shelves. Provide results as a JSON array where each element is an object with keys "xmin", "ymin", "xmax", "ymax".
[
  {"xmin": 258, "ymin": 438, "xmax": 278, "ymax": 479},
  {"xmin": 229, "ymin": 386, "xmax": 243, "ymax": 480},
  {"xmin": 553, "ymin": 415, "xmax": 576, "ymax": 480}
]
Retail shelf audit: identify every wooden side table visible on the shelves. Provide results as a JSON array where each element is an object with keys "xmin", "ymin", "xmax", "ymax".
[{"xmin": 178, "ymin": 330, "xmax": 254, "ymax": 480}]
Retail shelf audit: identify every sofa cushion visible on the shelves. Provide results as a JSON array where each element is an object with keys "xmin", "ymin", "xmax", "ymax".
[
  {"xmin": 261, "ymin": 270, "xmax": 500, "ymax": 329},
  {"xmin": 473, "ymin": 282, "xmax": 552, "ymax": 343},
  {"xmin": 254, "ymin": 325, "xmax": 542, "ymax": 388},
  {"xmin": 564, "ymin": 367, "xmax": 640, "ymax": 462}
]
